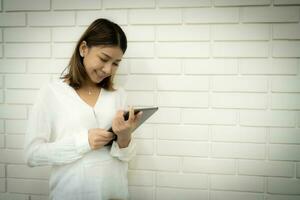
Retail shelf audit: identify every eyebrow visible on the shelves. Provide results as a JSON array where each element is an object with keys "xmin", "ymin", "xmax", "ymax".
[{"xmin": 101, "ymin": 52, "xmax": 122, "ymax": 62}]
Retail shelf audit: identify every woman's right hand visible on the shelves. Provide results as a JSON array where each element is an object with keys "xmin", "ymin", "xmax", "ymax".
[{"xmin": 88, "ymin": 128, "xmax": 114, "ymax": 150}]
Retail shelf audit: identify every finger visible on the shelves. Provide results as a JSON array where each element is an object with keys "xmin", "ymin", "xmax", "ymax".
[
  {"xmin": 128, "ymin": 106, "xmax": 135, "ymax": 123},
  {"xmin": 134, "ymin": 111, "xmax": 143, "ymax": 123}
]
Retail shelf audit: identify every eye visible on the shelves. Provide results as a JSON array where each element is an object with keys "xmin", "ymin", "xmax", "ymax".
[
  {"xmin": 100, "ymin": 58, "xmax": 108, "ymax": 62},
  {"xmin": 113, "ymin": 63, "xmax": 119, "ymax": 66}
]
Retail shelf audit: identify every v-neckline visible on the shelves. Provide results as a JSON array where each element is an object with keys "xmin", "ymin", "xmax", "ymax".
[{"xmin": 61, "ymin": 79, "xmax": 103, "ymax": 110}]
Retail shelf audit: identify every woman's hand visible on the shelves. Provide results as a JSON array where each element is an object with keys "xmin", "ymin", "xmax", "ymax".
[
  {"xmin": 88, "ymin": 128, "xmax": 114, "ymax": 150},
  {"xmin": 112, "ymin": 107, "xmax": 143, "ymax": 148}
]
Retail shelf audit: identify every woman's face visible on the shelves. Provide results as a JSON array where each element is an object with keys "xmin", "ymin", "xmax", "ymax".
[{"xmin": 79, "ymin": 41, "xmax": 123, "ymax": 85}]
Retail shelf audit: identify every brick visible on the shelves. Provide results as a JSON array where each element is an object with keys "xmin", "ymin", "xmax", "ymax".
[
  {"xmin": 157, "ymin": 125, "xmax": 209, "ymax": 141},
  {"xmin": 28, "ymin": 12, "xmax": 75, "ymax": 26},
  {"xmin": 273, "ymin": 41, "xmax": 300, "ymax": 58},
  {"xmin": 266, "ymin": 194, "xmax": 300, "ymax": 200},
  {"xmin": 184, "ymin": 59, "xmax": 238, "ymax": 75},
  {"xmin": 0, "ymin": 178, "xmax": 5, "ymax": 192},
  {"xmin": 0, "ymin": 149, "xmax": 25, "ymax": 164},
  {"xmin": 7, "ymin": 165, "xmax": 50, "ymax": 179},
  {"xmin": 0, "ymin": 193, "xmax": 28, "ymax": 200},
  {"xmin": 156, "ymin": 187, "xmax": 208, "ymax": 200},
  {"xmin": 5, "ymin": 75, "xmax": 51, "ymax": 89},
  {"xmin": 104, "ymin": 0, "xmax": 155, "ymax": 8},
  {"xmin": 124, "ymin": 75, "xmax": 155, "ymax": 91},
  {"xmin": 271, "ymin": 94, "xmax": 300, "ymax": 110},
  {"xmin": 270, "ymin": 128, "xmax": 300, "ymax": 144},
  {"xmin": 157, "ymin": 140, "xmax": 209, "ymax": 156},
  {"xmin": 0, "ymin": 76, "xmax": 2, "ymax": 88},
  {"xmin": 0, "ymin": 120, "xmax": 4, "ymax": 133},
  {"xmin": 7, "ymin": 178, "xmax": 48, "ymax": 195},
  {"xmin": 128, "ymin": 170, "xmax": 154, "ymax": 186},
  {"xmin": 268, "ymin": 177, "xmax": 300, "ymax": 194},
  {"xmin": 52, "ymin": 27, "xmax": 85, "ymax": 42},
  {"xmin": 297, "ymin": 163, "xmax": 300, "ymax": 178},
  {"xmin": 31, "ymin": 195, "xmax": 48, "ymax": 200},
  {"xmin": 0, "ymin": 105, "xmax": 27, "ymax": 119},
  {"xmin": 274, "ymin": 0, "xmax": 300, "ymax": 5},
  {"xmin": 211, "ymin": 191, "xmax": 264, "ymax": 200},
  {"xmin": 213, "ymin": 143, "xmax": 265, "ymax": 159},
  {"xmin": 157, "ymin": 25, "xmax": 209, "ymax": 41},
  {"xmin": 156, "ymin": 172, "xmax": 208, "ymax": 189},
  {"xmin": 214, "ymin": 0, "xmax": 271, "ymax": 6},
  {"xmin": 136, "ymin": 139, "xmax": 154, "ymax": 155},
  {"xmin": 158, "ymin": 92, "xmax": 208, "ymax": 108},
  {"xmin": 130, "ymin": 9, "xmax": 181, "ymax": 24},
  {"xmin": 3, "ymin": 0, "xmax": 50, "ymax": 11},
  {"xmin": 144, "ymin": 108, "xmax": 180, "ymax": 124},
  {"xmin": 0, "ymin": 134, "xmax": 4, "ymax": 148},
  {"xmin": 240, "ymin": 110, "xmax": 296, "ymax": 127},
  {"xmin": 157, "ymin": 42, "xmax": 210, "ymax": 58},
  {"xmin": 270, "ymin": 145, "xmax": 300, "ymax": 161},
  {"xmin": 27, "ymin": 59, "xmax": 68, "ymax": 74},
  {"xmin": 0, "ymin": 164, "xmax": 4, "ymax": 177},
  {"xmin": 213, "ymin": 76, "xmax": 268, "ymax": 92},
  {"xmin": 52, "ymin": 0, "xmax": 101, "ymax": 10},
  {"xmin": 133, "ymin": 125, "xmax": 154, "ymax": 139},
  {"xmin": 273, "ymin": 24, "xmax": 300, "ymax": 39},
  {"xmin": 126, "ymin": 43, "xmax": 154, "ymax": 58},
  {"xmin": 5, "ymin": 44, "xmax": 51, "ymax": 58},
  {"xmin": 0, "ymin": 59, "xmax": 26, "ymax": 73},
  {"xmin": 123, "ymin": 26, "xmax": 155, "ymax": 42},
  {"xmin": 157, "ymin": 76, "xmax": 209, "ymax": 91},
  {"xmin": 239, "ymin": 160, "xmax": 294, "ymax": 177},
  {"xmin": 212, "ymin": 24, "xmax": 269, "ymax": 41},
  {"xmin": 211, "ymin": 175, "xmax": 264, "ymax": 192},
  {"xmin": 0, "ymin": 90, "xmax": 3, "ymax": 103},
  {"xmin": 129, "ymin": 156, "xmax": 180, "ymax": 171},
  {"xmin": 5, "ymin": 120, "xmax": 27, "ymax": 134},
  {"xmin": 127, "ymin": 91, "xmax": 154, "ymax": 107},
  {"xmin": 4, "ymin": 28, "xmax": 50, "ymax": 42},
  {"xmin": 242, "ymin": 7, "xmax": 299, "ymax": 23},
  {"xmin": 212, "ymin": 93, "xmax": 267, "ymax": 109},
  {"xmin": 129, "ymin": 186, "xmax": 153, "ymax": 200},
  {"xmin": 213, "ymin": 42, "xmax": 269, "ymax": 58},
  {"xmin": 77, "ymin": 10, "xmax": 127, "ymax": 25},
  {"xmin": 5, "ymin": 135, "xmax": 25, "ymax": 149},
  {"xmin": 183, "ymin": 157, "xmax": 235, "ymax": 174},
  {"xmin": 212, "ymin": 126, "xmax": 266, "ymax": 143},
  {"xmin": 240, "ymin": 59, "xmax": 298, "ymax": 75},
  {"xmin": 183, "ymin": 8, "xmax": 239, "ymax": 23},
  {"xmin": 158, "ymin": 0, "xmax": 211, "ymax": 7},
  {"xmin": 182, "ymin": 109, "xmax": 236, "ymax": 125},
  {"xmin": 52, "ymin": 43, "xmax": 76, "ymax": 58},
  {"xmin": 271, "ymin": 77, "xmax": 300, "ymax": 92},
  {"xmin": 130, "ymin": 59, "xmax": 181, "ymax": 74},
  {"xmin": 0, "ymin": 13, "xmax": 26, "ymax": 26},
  {"xmin": 5, "ymin": 89, "xmax": 38, "ymax": 104}
]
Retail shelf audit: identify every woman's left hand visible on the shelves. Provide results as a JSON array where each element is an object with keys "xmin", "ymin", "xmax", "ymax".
[{"xmin": 112, "ymin": 107, "xmax": 142, "ymax": 148}]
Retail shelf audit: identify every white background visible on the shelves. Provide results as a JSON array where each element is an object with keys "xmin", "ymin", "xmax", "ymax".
[{"xmin": 0, "ymin": 0, "xmax": 300, "ymax": 199}]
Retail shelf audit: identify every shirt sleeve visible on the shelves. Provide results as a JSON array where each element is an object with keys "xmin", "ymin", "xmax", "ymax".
[
  {"xmin": 110, "ymin": 87, "xmax": 137, "ymax": 162},
  {"xmin": 24, "ymin": 84, "xmax": 91, "ymax": 167}
]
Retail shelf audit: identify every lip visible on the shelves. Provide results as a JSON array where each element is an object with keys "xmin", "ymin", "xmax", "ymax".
[{"xmin": 95, "ymin": 70, "xmax": 107, "ymax": 80}]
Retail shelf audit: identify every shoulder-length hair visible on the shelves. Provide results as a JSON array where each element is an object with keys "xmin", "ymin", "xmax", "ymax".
[{"xmin": 60, "ymin": 18, "xmax": 127, "ymax": 91}]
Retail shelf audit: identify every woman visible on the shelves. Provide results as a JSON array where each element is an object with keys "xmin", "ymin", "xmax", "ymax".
[{"xmin": 25, "ymin": 18, "xmax": 142, "ymax": 200}]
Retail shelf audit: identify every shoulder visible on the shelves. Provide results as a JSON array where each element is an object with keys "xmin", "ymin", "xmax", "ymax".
[{"xmin": 35, "ymin": 78, "xmax": 65, "ymax": 103}]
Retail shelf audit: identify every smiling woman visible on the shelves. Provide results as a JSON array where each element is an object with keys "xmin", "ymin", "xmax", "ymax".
[{"xmin": 24, "ymin": 18, "xmax": 142, "ymax": 200}]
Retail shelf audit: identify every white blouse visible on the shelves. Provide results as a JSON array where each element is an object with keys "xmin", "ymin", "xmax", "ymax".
[{"xmin": 24, "ymin": 78, "xmax": 136, "ymax": 200}]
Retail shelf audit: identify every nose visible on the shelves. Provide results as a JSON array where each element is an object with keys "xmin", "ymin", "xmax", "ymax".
[{"xmin": 102, "ymin": 62, "xmax": 112, "ymax": 74}]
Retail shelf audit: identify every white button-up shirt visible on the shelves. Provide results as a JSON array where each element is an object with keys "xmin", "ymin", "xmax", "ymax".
[{"xmin": 25, "ymin": 78, "xmax": 136, "ymax": 200}]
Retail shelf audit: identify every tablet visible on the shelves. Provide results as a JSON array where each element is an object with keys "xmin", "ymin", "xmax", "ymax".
[{"xmin": 105, "ymin": 107, "xmax": 159, "ymax": 146}]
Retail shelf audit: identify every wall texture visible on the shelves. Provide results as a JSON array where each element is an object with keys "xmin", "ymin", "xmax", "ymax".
[{"xmin": 0, "ymin": 0, "xmax": 300, "ymax": 199}]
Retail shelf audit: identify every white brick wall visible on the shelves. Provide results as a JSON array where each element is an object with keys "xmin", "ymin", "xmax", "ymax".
[{"xmin": 0, "ymin": 0, "xmax": 300, "ymax": 199}]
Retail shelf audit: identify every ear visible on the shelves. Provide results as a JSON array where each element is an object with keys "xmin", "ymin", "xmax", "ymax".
[{"xmin": 79, "ymin": 41, "xmax": 88, "ymax": 57}]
